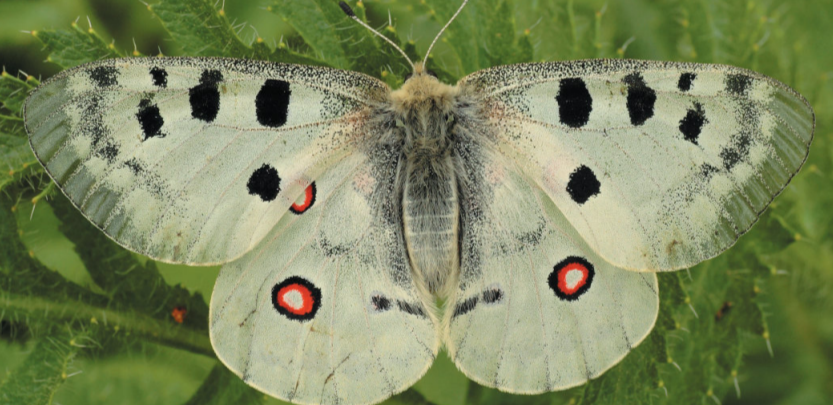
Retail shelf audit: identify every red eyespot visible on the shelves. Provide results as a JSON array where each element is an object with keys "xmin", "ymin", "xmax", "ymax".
[
  {"xmin": 548, "ymin": 257, "xmax": 595, "ymax": 301},
  {"xmin": 289, "ymin": 183, "xmax": 316, "ymax": 214},
  {"xmin": 272, "ymin": 277, "xmax": 321, "ymax": 321},
  {"xmin": 171, "ymin": 306, "xmax": 187, "ymax": 324}
]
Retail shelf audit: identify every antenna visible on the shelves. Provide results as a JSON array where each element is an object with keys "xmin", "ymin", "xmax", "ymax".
[
  {"xmin": 339, "ymin": 2, "xmax": 415, "ymax": 71},
  {"xmin": 423, "ymin": 0, "xmax": 468, "ymax": 70}
]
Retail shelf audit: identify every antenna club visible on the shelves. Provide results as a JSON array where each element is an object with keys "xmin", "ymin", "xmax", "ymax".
[{"xmin": 339, "ymin": 2, "xmax": 356, "ymax": 18}]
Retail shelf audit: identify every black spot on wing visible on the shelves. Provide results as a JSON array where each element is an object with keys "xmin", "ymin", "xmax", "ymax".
[
  {"xmin": 246, "ymin": 164, "xmax": 281, "ymax": 202},
  {"xmin": 623, "ymin": 72, "xmax": 656, "ymax": 126},
  {"xmin": 79, "ymin": 95, "xmax": 108, "ymax": 152},
  {"xmin": 189, "ymin": 69, "xmax": 223, "ymax": 122},
  {"xmin": 566, "ymin": 165, "xmax": 600, "ymax": 204},
  {"xmin": 679, "ymin": 102, "xmax": 707, "ymax": 145},
  {"xmin": 452, "ymin": 296, "xmax": 478, "ymax": 318},
  {"xmin": 256, "ymin": 79, "xmax": 291, "ymax": 128},
  {"xmin": 318, "ymin": 237, "xmax": 350, "ymax": 257},
  {"xmin": 719, "ymin": 132, "xmax": 753, "ymax": 171},
  {"xmin": 726, "ymin": 74, "xmax": 752, "ymax": 96},
  {"xmin": 98, "ymin": 142, "xmax": 119, "ymax": 163},
  {"xmin": 125, "ymin": 158, "xmax": 144, "ymax": 175},
  {"xmin": 150, "ymin": 67, "xmax": 168, "ymax": 88},
  {"xmin": 482, "ymin": 287, "xmax": 503, "ymax": 304},
  {"xmin": 700, "ymin": 163, "xmax": 719, "ymax": 180},
  {"xmin": 678, "ymin": 72, "xmax": 696, "ymax": 92},
  {"xmin": 370, "ymin": 294, "xmax": 391, "ymax": 312},
  {"xmin": 89, "ymin": 66, "xmax": 118, "ymax": 87},
  {"xmin": 556, "ymin": 78, "xmax": 593, "ymax": 128},
  {"xmin": 136, "ymin": 99, "xmax": 164, "ymax": 140},
  {"xmin": 396, "ymin": 300, "xmax": 427, "ymax": 318}
]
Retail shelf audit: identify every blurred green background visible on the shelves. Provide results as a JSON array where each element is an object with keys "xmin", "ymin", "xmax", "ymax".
[{"xmin": 1, "ymin": 0, "xmax": 832, "ymax": 404}]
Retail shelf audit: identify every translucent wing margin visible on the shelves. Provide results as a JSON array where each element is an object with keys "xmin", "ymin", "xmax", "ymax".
[
  {"xmin": 210, "ymin": 145, "xmax": 439, "ymax": 405},
  {"xmin": 24, "ymin": 57, "xmax": 388, "ymax": 265},
  {"xmin": 458, "ymin": 59, "xmax": 814, "ymax": 271}
]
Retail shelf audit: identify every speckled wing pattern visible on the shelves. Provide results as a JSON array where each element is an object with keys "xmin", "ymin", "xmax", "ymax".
[
  {"xmin": 459, "ymin": 59, "xmax": 814, "ymax": 272},
  {"xmin": 24, "ymin": 57, "xmax": 386, "ymax": 265},
  {"xmin": 209, "ymin": 142, "xmax": 439, "ymax": 405},
  {"xmin": 444, "ymin": 130, "xmax": 658, "ymax": 392}
]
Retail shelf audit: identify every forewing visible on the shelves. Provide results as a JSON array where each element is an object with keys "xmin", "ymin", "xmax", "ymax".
[
  {"xmin": 444, "ymin": 134, "xmax": 658, "ymax": 392},
  {"xmin": 209, "ymin": 145, "xmax": 439, "ymax": 405},
  {"xmin": 459, "ymin": 60, "xmax": 813, "ymax": 271},
  {"xmin": 24, "ymin": 57, "xmax": 388, "ymax": 265}
]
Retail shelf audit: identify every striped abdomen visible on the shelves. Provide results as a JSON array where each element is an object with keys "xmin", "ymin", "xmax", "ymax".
[{"xmin": 402, "ymin": 155, "xmax": 459, "ymax": 294}]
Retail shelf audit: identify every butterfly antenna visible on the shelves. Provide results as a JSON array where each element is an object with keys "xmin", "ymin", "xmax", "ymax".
[
  {"xmin": 339, "ymin": 2, "xmax": 415, "ymax": 71},
  {"xmin": 423, "ymin": 0, "xmax": 468, "ymax": 70}
]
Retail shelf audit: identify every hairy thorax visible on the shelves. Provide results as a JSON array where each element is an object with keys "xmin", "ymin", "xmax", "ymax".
[{"xmin": 391, "ymin": 73, "xmax": 461, "ymax": 295}]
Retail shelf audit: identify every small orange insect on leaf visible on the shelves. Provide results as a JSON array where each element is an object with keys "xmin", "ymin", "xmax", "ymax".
[{"xmin": 171, "ymin": 306, "xmax": 187, "ymax": 324}]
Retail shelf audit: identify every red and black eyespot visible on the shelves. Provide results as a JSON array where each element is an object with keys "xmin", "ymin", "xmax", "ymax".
[
  {"xmin": 289, "ymin": 183, "xmax": 316, "ymax": 215},
  {"xmin": 272, "ymin": 276, "xmax": 321, "ymax": 321},
  {"xmin": 548, "ymin": 256, "xmax": 595, "ymax": 301}
]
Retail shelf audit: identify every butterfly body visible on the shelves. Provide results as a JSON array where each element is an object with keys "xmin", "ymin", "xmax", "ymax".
[
  {"xmin": 24, "ymin": 52, "xmax": 813, "ymax": 404},
  {"xmin": 388, "ymin": 71, "xmax": 466, "ymax": 294}
]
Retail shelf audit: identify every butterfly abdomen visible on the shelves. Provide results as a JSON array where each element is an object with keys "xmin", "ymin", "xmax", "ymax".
[{"xmin": 402, "ymin": 154, "xmax": 460, "ymax": 294}]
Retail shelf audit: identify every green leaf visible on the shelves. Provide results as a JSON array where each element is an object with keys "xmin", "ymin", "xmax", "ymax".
[
  {"xmin": 182, "ymin": 364, "xmax": 264, "ymax": 405},
  {"xmin": 0, "ymin": 73, "xmax": 34, "ymax": 115},
  {"xmin": 271, "ymin": 0, "xmax": 399, "ymax": 77},
  {"xmin": 422, "ymin": 0, "xmax": 482, "ymax": 74},
  {"xmin": 0, "ymin": 133, "xmax": 37, "ymax": 192},
  {"xmin": 0, "ymin": 331, "xmax": 84, "ymax": 405},
  {"xmin": 151, "ymin": 0, "xmax": 329, "ymax": 66},
  {"xmin": 150, "ymin": 0, "xmax": 253, "ymax": 58},
  {"xmin": 0, "ymin": 192, "xmax": 213, "ymax": 357},
  {"xmin": 32, "ymin": 25, "xmax": 123, "ymax": 69},
  {"xmin": 269, "ymin": 0, "xmax": 351, "ymax": 68}
]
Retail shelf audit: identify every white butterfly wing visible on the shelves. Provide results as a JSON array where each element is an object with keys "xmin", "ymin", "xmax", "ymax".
[
  {"xmin": 459, "ymin": 60, "xmax": 813, "ymax": 271},
  {"xmin": 209, "ymin": 145, "xmax": 439, "ymax": 405},
  {"xmin": 24, "ymin": 57, "xmax": 387, "ymax": 265},
  {"xmin": 444, "ymin": 137, "xmax": 658, "ymax": 392}
]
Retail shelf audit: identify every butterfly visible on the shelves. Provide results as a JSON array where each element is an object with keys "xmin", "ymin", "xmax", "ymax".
[{"xmin": 22, "ymin": 0, "xmax": 814, "ymax": 404}]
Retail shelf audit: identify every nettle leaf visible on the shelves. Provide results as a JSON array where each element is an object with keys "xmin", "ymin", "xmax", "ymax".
[
  {"xmin": 0, "ymin": 191, "xmax": 213, "ymax": 353},
  {"xmin": 150, "ymin": 0, "xmax": 256, "ymax": 58},
  {"xmin": 150, "ymin": 0, "xmax": 327, "ymax": 66},
  {"xmin": 421, "ymin": 0, "xmax": 535, "ymax": 76},
  {"xmin": 0, "ymin": 133, "xmax": 36, "ymax": 192},
  {"xmin": 270, "ymin": 0, "xmax": 409, "ymax": 78},
  {"xmin": 0, "ymin": 73, "xmax": 35, "ymax": 116},
  {"xmin": 270, "ymin": 0, "xmax": 353, "ymax": 69},
  {"xmin": 0, "ymin": 331, "xmax": 85, "ymax": 405},
  {"xmin": 0, "ymin": 74, "xmax": 40, "ymax": 192},
  {"xmin": 183, "ymin": 365, "xmax": 264, "ymax": 405},
  {"xmin": 31, "ymin": 24, "xmax": 123, "ymax": 69}
]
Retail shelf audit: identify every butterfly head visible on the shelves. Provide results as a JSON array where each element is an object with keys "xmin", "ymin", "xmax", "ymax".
[{"xmin": 391, "ymin": 67, "xmax": 457, "ymax": 111}]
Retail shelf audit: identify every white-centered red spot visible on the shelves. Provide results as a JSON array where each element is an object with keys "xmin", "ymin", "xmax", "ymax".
[
  {"xmin": 549, "ymin": 256, "xmax": 595, "ymax": 301},
  {"xmin": 557, "ymin": 263, "xmax": 589, "ymax": 295},
  {"xmin": 289, "ymin": 183, "xmax": 316, "ymax": 214},
  {"xmin": 277, "ymin": 284, "xmax": 314, "ymax": 315},
  {"xmin": 272, "ymin": 276, "xmax": 322, "ymax": 321}
]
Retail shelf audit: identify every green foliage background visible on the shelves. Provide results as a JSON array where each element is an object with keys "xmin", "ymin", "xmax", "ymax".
[{"xmin": 0, "ymin": 0, "xmax": 831, "ymax": 404}]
